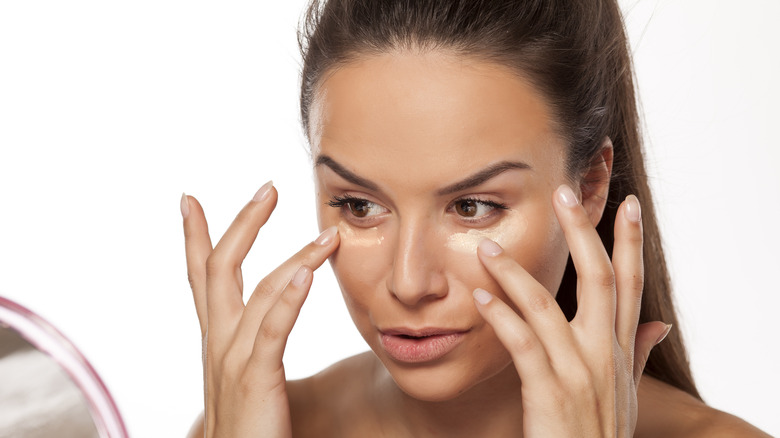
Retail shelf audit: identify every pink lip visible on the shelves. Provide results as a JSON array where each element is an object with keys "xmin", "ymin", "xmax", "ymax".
[{"xmin": 379, "ymin": 328, "xmax": 468, "ymax": 364}]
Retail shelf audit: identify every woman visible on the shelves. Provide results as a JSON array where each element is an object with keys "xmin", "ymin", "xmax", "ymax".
[{"xmin": 182, "ymin": 0, "xmax": 769, "ymax": 436}]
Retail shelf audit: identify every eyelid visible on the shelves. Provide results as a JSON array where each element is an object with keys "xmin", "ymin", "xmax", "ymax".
[
  {"xmin": 452, "ymin": 196, "xmax": 508, "ymax": 209},
  {"xmin": 447, "ymin": 196, "xmax": 509, "ymax": 224},
  {"xmin": 327, "ymin": 194, "xmax": 390, "ymax": 222}
]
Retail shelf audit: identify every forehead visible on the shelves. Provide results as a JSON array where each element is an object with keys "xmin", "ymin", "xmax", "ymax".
[{"xmin": 310, "ymin": 51, "xmax": 566, "ymax": 190}]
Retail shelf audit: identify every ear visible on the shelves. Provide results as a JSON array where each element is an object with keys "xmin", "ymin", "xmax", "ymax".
[{"xmin": 579, "ymin": 137, "xmax": 613, "ymax": 227}]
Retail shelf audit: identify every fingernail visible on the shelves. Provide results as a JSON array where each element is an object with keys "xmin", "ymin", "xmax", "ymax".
[
  {"xmin": 625, "ymin": 195, "xmax": 641, "ymax": 223},
  {"xmin": 478, "ymin": 238, "xmax": 503, "ymax": 257},
  {"xmin": 180, "ymin": 192, "xmax": 190, "ymax": 219},
  {"xmin": 315, "ymin": 226, "xmax": 338, "ymax": 246},
  {"xmin": 655, "ymin": 323, "xmax": 673, "ymax": 345},
  {"xmin": 473, "ymin": 288, "xmax": 493, "ymax": 305},
  {"xmin": 557, "ymin": 184, "xmax": 579, "ymax": 207},
  {"xmin": 292, "ymin": 265, "xmax": 311, "ymax": 287},
  {"xmin": 252, "ymin": 180, "xmax": 274, "ymax": 202}
]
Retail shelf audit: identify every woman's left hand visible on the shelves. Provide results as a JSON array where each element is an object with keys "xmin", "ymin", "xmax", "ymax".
[{"xmin": 472, "ymin": 184, "xmax": 671, "ymax": 437}]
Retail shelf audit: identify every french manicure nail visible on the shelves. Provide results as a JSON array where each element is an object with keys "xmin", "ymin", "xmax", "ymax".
[
  {"xmin": 625, "ymin": 194, "xmax": 641, "ymax": 223},
  {"xmin": 473, "ymin": 288, "xmax": 493, "ymax": 305},
  {"xmin": 315, "ymin": 226, "xmax": 338, "ymax": 246},
  {"xmin": 180, "ymin": 193, "xmax": 189, "ymax": 219},
  {"xmin": 292, "ymin": 265, "xmax": 310, "ymax": 287},
  {"xmin": 655, "ymin": 323, "xmax": 673, "ymax": 345},
  {"xmin": 478, "ymin": 238, "xmax": 503, "ymax": 257},
  {"xmin": 252, "ymin": 180, "xmax": 274, "ymax": 202},
  {"xmin": 557, "ymin": 184, "xmax": 579, "ymax": 207}
]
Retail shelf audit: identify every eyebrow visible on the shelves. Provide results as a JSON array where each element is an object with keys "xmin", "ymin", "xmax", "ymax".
[
  {"xmin": 436, "ymin": 160, "xmax": 531, "ymax": 195},
  {"xmin": 315, "ymin": 154, "xmax": 531, "ymax": 195},
  {"xmin": 315, "ymin": 154, "xmax": 379, "ymax": 191}
]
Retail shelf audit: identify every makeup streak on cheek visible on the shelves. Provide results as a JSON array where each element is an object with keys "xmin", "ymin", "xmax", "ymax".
[
  {"xmin": 445, "ymin": 215, "xmax": 528, "ymax": 253},
  {"xmin": 338, "ymin": 222, "xmax": 385, "ymax": 247}
]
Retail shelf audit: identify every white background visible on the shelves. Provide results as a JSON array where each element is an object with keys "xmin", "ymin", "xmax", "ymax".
[{"xmin": 1, "ymin": 1, "xmax": 778, "ymax": 436}]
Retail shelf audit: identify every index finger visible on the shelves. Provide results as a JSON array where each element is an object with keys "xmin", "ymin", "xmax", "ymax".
[
  {"xmin": 552, "ymin": 184, "xmax": 616, "ymax": 336},
  {"xmin": 204, "ymin": 182, "xmax": 278, "ymax": 340}
]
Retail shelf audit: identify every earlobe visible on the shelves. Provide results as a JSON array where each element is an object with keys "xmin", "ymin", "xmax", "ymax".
[{"xmin": 579, "ymin": 137, "xmax": 614, "ymax": 227}]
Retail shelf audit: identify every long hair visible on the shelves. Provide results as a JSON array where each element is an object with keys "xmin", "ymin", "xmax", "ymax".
[{"xmin": 298, "ymin": 0, "xmax": 700, "ymax": 400}]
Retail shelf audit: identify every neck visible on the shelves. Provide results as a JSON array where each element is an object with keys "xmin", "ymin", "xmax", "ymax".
[{"xmin": 376, "ymin": 361, "xmax": 525, "ymax": 438}]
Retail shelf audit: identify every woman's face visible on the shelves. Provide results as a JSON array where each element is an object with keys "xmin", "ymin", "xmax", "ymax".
[{"xmin": 311, "ymin": 51, "xmax": 573, "ymax": 401}]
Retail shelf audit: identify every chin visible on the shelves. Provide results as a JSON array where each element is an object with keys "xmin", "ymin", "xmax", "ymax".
[{"xmin": 374, "ymin": 342, "xmax": 515, "ymax": 402}]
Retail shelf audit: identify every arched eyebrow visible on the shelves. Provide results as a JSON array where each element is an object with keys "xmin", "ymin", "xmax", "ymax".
[
  {"xmin": 436, "ymin": 161, "xmax": 531, "ymax": 195},
  {"xmin": 315, "ymin": 154, "xmax": 379, "ymax": 191},
  {"xmin": 315, "ymin": 154, "xmax": 530, "ymax": 195}
]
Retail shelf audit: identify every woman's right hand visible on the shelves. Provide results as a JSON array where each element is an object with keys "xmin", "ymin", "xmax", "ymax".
[{"xmin": 181, "ymin": 181, "xmax": 340, "ymax": 438}]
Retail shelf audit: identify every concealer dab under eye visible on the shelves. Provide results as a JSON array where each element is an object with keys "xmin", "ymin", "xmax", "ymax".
[
  {"xmin": 338, "ymin": 222, "xmax": 385, "ymax": 247},
  {"xmin": 445, "ymin": 215, "xmax": 528, "ymax": 253}
]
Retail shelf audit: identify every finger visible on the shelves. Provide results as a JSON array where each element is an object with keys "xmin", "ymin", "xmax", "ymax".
[
  {"xmin": 633, "ymin": 322, "xmax": 671, "ymax": 384},
  {"xmin": 472, "ymin": 288, "xmax": 557, "ymax": 390},
  {"xmin": 612, "ymin": 195, "xmax": 644, "ymax": 350},
  {"xmin": 553, "ymin": 184, "xmax": 615, "ymax": 335},
  {"xmin": 477, "ymin": 238, "xmax": 574, "ymax": 359},
  {"xmin": 234, "ymin": 226, "xmax": 339, "ymax": 350},
  {"xmin": 182, "ymin": 193, "xmax": 214, "ymax": 335},
  {"xmin": 249, "ymin": 265, "xmax": 313, "ymax": 374},
  {"xmin": 205, "ymin": 181, "xmax": 277, "ymax": 338}
]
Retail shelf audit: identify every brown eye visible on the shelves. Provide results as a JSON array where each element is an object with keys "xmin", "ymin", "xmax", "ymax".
[
  {"xmin": 347, "ymin": 200, "xmax": 371, "ymax": 218},
  {"xmin": 455, "ymin": 200, "xmax": 478, "ymax": 217},
  {"xmin": 327, "ymin": 196, "xmax": 388, "ymax": 219},
  {"xmin": 451, "ymin": 198, "xmax": 506, "ymax": 220}
]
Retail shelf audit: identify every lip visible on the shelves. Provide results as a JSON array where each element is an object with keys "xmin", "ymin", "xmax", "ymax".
[{"xmin": 379, "ymin": 327, "xmax": 469, "ymax": 364}]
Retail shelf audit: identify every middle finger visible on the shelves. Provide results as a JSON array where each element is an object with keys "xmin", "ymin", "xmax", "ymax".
[
  {"xmin": 232, "ymin": 226, "xmax": 340, "ymax": 351},
  {"xmin": 205, "ymin": 181, "xmax": 277, "ymax": 340},
  {"xmin": 476, "ymin": 238, "xmax": 575, "ymax": 359}
]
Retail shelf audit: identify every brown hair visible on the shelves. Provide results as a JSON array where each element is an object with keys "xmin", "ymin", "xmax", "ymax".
[{"xmin": 298, "ymin": 0, "xmax": 700, "ymax": 400}]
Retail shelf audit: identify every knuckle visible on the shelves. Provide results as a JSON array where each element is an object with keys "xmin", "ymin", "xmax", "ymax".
[
  {"xmin": 258, "ymin": 321, "xmax": 284, "ymax": 343},
  {"xmin": 254, "ymin": 279, "xmax": 277, "ymax": 299},
  {"xmin": 511, "ymin": 334, "xmax": 537, "ymax": 355},
  {"xmin": 278, "ymin": 287, "xmax": 298, "ymax": 307},
  {"xmin": 527, "ymin": 292, "xmax": 555, "ymax": 314},
  {"xmin": 629, "ymin": 273, "xmax": 645, "ymax": 296},
  {"xmin": 585, "ymin": 267, "xmax": 616, "ymax": 290},
  {"xmin": 629, "ymin": 230, "xmax": 644, "ymax": 244},
  {"xmin": 205, "ymin": 252, "xmax": 230, "ymax": 276}
]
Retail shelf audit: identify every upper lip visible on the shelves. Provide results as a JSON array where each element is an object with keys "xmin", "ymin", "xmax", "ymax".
[{"xmin": 380, "ymin": 327, "xmax": 470, "ymax": 337}]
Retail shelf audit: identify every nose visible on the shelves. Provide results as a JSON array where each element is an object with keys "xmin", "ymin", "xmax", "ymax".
[{"xmin": 386, "ymin": 218, "xmax": 448, "ymax": 306}]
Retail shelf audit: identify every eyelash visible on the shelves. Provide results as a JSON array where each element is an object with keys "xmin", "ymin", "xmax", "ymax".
[
  {"xmin": 454, "ymin": 197, "xmax": 509, "ymax": 212},
  {"xmin": 326, "ymin": 195, "xmax": 508, "ymax": 223}
]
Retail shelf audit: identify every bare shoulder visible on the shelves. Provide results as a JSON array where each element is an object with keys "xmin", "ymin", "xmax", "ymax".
[
  {"xmin": 689, "ymin": 412, "xmax": 773, "ymax": 438},
  {"xmin": 287, "ymin": 351, "xmax": 379, "ymax": 438},
  {"xmin": 636, "ymin": 375, "xmax": 771, "ymax": 438}
]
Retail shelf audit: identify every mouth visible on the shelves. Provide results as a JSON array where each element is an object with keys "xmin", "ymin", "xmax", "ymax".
[{"xmin": 379, "ymin": 327, "xmax": 469, "ymax": 364}]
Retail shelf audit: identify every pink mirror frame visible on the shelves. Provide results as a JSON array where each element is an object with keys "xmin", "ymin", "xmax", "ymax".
[{"xmin": 0, "ymin": 296, "xmax": 128, "ymax": 438}]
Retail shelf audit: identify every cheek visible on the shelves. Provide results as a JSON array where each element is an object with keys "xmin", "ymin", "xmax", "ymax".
[
  {"xmin": 442, "ymin": 207, "xmax": 568, "ymax": 298},
  {"xmin": 328, "ymin": 222, "xmax": 389, "ymax": 323},
  {"xmin": 505, "ymin": 206, "xmax": 569, "ymax": 297}
]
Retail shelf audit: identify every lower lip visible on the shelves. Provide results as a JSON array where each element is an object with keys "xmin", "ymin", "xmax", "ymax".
[{"xmin": 380, "ymin": 332, "xmax": 466, "ymax": 363}]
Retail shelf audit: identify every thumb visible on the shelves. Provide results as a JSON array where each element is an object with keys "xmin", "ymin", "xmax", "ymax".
[{"xmin": 633, "ymin": 321, "xmax": 672, "ymax": 384}]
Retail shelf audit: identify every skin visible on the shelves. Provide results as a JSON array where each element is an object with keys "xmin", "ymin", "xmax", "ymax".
[{"xmin": 182, "ymin": 51, "xmax": 770, "ymax": 437}]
